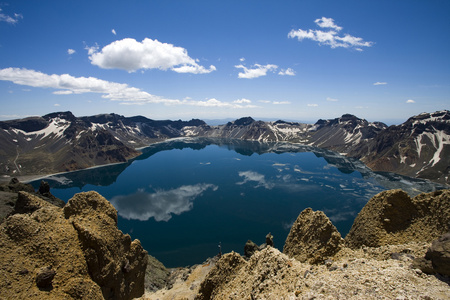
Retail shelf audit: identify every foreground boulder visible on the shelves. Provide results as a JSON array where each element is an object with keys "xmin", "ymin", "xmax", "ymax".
[
  {"xmin": 283, "ymin": 208, "xmax": 344, "ymax": 264},
  {"xmin": 414, "ymin": 232, "xmax": 450, "ymax": 276},
  {"xmin": 0, "ymin": 191, "xmax": 147, "ymax": 299},
  {"xmin": 345, "ymin": 189, "xmax": 450, "ymax": 248}
]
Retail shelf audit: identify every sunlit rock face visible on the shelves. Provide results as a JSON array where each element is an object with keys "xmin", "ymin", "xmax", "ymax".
[
  {"xmin": 345, "ymin": 189, "xmax": 450, "ymax": 248},
  {"xmin": 0, "ymin": 190, "xmax": 148, "ymax": 300}
]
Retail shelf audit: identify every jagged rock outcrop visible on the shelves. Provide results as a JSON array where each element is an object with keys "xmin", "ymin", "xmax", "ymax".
[
  {"xmin": 0, "ymin": 178, "xmax": 65, "ymax": 222},
  {"xmin": 195, "ymin": 252, "xmax": 246, "ymax": 300},
  {"xmin": 345, "ymin": 189, "xmax": 450, "ymax": 248},
  {"xmin": 283, "ymin": 208, "xmax": 344, "ymax": 264},
  {"xmin": 244, "ymin": 240, "xmax": 259, "ymax": 258},
  {"xmin": 0, "ymin": 190, "xmax": 147, "ymax": 299}
]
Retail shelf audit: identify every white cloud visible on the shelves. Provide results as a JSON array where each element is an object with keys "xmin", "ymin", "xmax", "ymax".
[
  {"xmin": 233, "ymin": 98, "xmax": 252, "ymax": 104},
  {"xmin": 288, "ymin": 17, "xmax": 373, "ymax": 51},
  {"xmin": 273, "ymin": 101, "xmax": 291, "ymax": 105},
  {"xmin": 315, "ymin": 17, "xmax": 342, "ymax": 31},
  {"xmin": 87, "ymin": 38, "xmax": 216, "ymax": 74},
  {"xmin": 326, "ymin": 97, "xmax": 338, "ymax": 102},
  {"xmin": 0, "ymin": 8, "xmax": 22, "ymax": 24},
  {"xmin": 67, "ymin": 49, "xmax": 76, "ymax": 55},
  {"xmin": 111, "ymin": 29, "xmax": 116, "ymax": 35},
  {"xmin": 373, "ymin": 82, "xmax": 387, "ymax": 85},
  {"xmin": 185, "ymin": 98, "xmax": 258, "ymax": 109},
  {"xmin": 307, "ymin": 103, "xmax": 319, "ymax": 107},
  {"xmin": 0, "ymin": 67, "xmax": 261, "ymax": 109},
  {"xmin": 278, "ymin": 68, "xmax": 296, "ymax": 76},
  {"xmin": 258, "ymin": 100, "xmax": 271, "ymax": 104},
  {"xmin": 54, "ymin": 103, "xmax": 60, "ymax": 107},
  {"xmin": 53, "ymin": 90, "xmax": 74, "ymax": 95},
  {"xmin": 240, "ymin": 57, "xmax": 245, "ymax": 62},
  {"xmin": 84, "ymin": 43, "xmax": 99, "ymax": 55},
  {"xmin": 235, "ymin": 63, "xmax": 278, "ymax": 79},
  {"xmin": 0, "ymin": 67, "xmax": 178, "ymax": 105},
  {"xmin": 406, "ymin": 99, "xmax": 415, "ymax": 103}
]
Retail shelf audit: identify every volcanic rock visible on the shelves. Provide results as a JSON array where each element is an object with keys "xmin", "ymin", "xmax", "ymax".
[
  {"xmin": 35, "ymin": 266, "xmax": 56, "ymax": 289},
  {"xmin": 64, "ymin": 191, "xmax": 148, "ymax": 300},
  {"xmin": 244, "ymin": 240, "xmax": 259, "ymax": 258},
  {"xmin": 0, "ymin": 190, "xmax": 147, "ymax": 299},
  {"xmin": 283, "ymin": 208, "xmax": 344, "ymax": 264},
  {"xmin": 425, "ymin": 232, "xmax": 450, "ymax": 276},
  {"xmin": 345, "ymin": 189, "xmax": 450, "ymax": 248},
  {"xmin": 195, "ymin": 252, "xmax": 246, "ymax": 300}
]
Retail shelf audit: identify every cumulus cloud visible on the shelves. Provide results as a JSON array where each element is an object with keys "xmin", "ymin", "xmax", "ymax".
[
  {"xmin": 0, "ymin": 67, "xmax": 259, "ymax": 109},
  {"xmin": 111, "ymin": 29, "xmax": 116, "ymax": 35},
  {"xmin": 326, "ymin": 97, "xmax": 338, "ymax": 102},
  {"xmin": 235, "ymin": 63, "xmax": 278, "ymax": 79},
  {"xmin": 406, "ymin": 99, "xmax": 415, "ymax": 103},
  {"xmin": 278, "ymin": 68, "xmax": 296, "ymax": 76},
  {"xmin": 0, "ymin": 8, "xmax": 22, "ymax": 24},
  {"xmin": 87, "ymin": 38, "xmax": 216, "ymax": 74},
  {"xmin": 110, "ymin": 184, "xmax": 218, "ymax": 221},
  {"xmin": 288, "ymin": 17, "xmax": 373, "ymax": 51},
  {"xmin": 373, "ymin": 82, "xmax": 387, "ymax": 85},
  {"xmin": 67, "ymin": 49, "xmax": 76, "ymax": 55},
  {"xmin": 237, "ymin": 171, "xmax": 274, "ymax": 189},
  {"xmin": 315, "ymin": 17, "xmax": 343, "ymax": 31},
  {"xmin": 307, "ymin": 103, "xmax": 319, "ymax": 107}
]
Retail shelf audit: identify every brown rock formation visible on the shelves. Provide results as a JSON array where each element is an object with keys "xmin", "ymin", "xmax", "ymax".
[
  {"xmin": 345, "ymin": 189, "xmax": 450, "ymax": 248},
  {"xmin": 283, "ymin": 208, "xmax": 344, "ymax": 264},
  {"xmin": 195, "ymin": 252, "xmax": 246, "ymax": 300},
  {"xmin": 0, "ymin": 191, "xmax": 147, "ymax": 300}
]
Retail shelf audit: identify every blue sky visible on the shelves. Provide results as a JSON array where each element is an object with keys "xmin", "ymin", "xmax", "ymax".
[{"xmin": 0, "ymin": 0, "xmax": 449, "ymax": 124}]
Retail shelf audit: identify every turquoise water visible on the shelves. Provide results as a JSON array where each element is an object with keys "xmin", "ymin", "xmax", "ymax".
[{"xmin": 31, "ymin": 138, "xmax": 445, "ymax": 267}]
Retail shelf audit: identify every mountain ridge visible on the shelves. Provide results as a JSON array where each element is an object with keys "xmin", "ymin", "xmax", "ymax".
[{"xmin": 0, "ymin": 110, "xmax": 448, "ymax": 184}]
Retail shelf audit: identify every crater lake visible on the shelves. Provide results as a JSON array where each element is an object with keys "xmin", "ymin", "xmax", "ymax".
[{"xmin": 30, "ymin": 138, "xmax": 446, "ymax": 267}]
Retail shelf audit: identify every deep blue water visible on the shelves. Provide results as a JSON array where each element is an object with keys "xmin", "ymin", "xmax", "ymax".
[{"xmin": 30, "ymin": 138, "xmax": 445, "ymax": 267}]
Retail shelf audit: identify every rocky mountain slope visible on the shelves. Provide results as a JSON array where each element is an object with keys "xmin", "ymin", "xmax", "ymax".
[
  {"xmin": 350, "ymin": 110, "xmax": 450, "ymax": 184},
  {"xmin": 1, "ymin": 110, "xmax": 448, "ymax": 184},
  {"xmin": 0, "ymin": 111, "xmax": 205, "ymax": 177}
]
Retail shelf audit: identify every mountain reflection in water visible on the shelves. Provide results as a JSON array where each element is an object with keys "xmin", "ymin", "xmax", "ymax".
[{"xmin": 31, "ymin": 138, "xmax": 447, "ymax": 267}]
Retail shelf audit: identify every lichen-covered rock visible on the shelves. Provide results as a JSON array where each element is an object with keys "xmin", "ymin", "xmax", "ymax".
[
  {"xmin": 195, "ymin": 251, "xmax": 247, "ymax": 300},
  {"xmin": 345, "ymin": 189, "xmax": 450, "ymax": 248},
  {"xmin": 0, "ymin": 190, "xmax": 147, "ymax": 300},
  {"xmin": 283, "ymin": 208, "xmax": 344, "ymax": 264},
  {"xmin": 64, "ymin": 191, "xmax": 148, "ymax": 300}
]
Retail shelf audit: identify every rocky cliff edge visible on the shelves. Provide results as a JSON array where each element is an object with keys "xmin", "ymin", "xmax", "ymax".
[{"xmin": 0, "ymin": 189, "xmax": 148, "ymax": 300}]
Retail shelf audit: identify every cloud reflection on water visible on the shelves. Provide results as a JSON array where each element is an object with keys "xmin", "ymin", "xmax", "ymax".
[
  {"xmin": 110, "ymin": 183, "xmax": 218, "ymax": 221},
  {"xmin": 237, "ymin": 171, "xmax": 275, "ymax": 189}
]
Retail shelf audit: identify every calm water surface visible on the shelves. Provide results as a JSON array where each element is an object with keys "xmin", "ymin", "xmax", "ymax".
[{"xmin": 31, "ymin": 138, "xmax": 445, "ymax": 267}]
